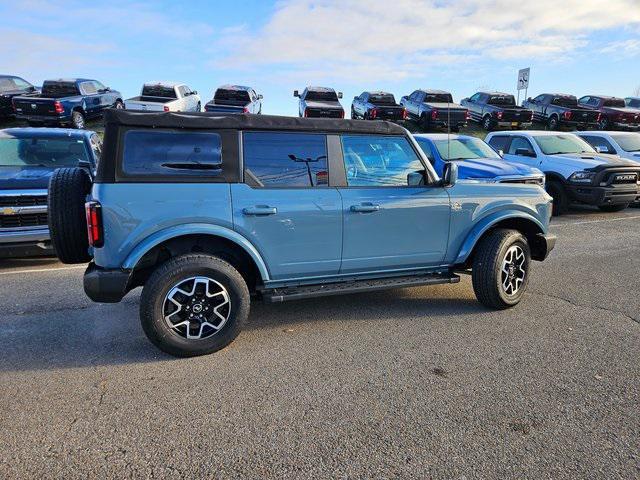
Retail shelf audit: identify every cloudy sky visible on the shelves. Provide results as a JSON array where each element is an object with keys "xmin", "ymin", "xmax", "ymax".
[{"xmin": 2, "ymin": 0, "xmax": 639, "ymax": 115}]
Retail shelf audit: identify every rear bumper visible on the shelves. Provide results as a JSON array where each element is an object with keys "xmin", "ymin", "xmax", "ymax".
[
  {"xmin": 612, "ymin": 122, "xmax": 640, "ymax": 131},
  {"xmin": 83, "ymin": 262, "xmax": 131, "ymax": 303},
  {"xmin": 432, "ymin": 120, "xmax": 467, "ymax": 129},
  {"xmin": 531, "ymin": 233, "xmax": 557, "ymax": 261},
  {"xmin": 566, "ymin": 184, "xmax": 640, "ymax": 206},
  {"xmin": 14, "ymin": 113, "xmax": 71, "ymax": 124},
  {"xmin": 496, "ymin": 121, "xmax": 532, "ymax": 128},
  {"xmin": 560, "ymin": 120, "xmax": 598, "ymax": 128}
]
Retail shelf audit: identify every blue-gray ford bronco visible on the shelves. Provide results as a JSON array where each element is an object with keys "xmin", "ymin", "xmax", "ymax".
[{"xmin": 48, "ymin": 109, "xmax": 556, "ymax": 357}]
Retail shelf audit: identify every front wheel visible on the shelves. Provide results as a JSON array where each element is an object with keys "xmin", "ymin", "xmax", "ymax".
[
  {"xmin": 472, "ymin": 229, "xmax": 531, "ymax": 309},
  {"xmin": 140, "ymin": 254, "xmax": 250, "ymax": 357},
  {"xmin": 598, "ymin": 203, "xmax": 628, "ymax": 212},
  {"xmin": 545, "ymin": 180, "xmax": 569, "ymax": 216}
]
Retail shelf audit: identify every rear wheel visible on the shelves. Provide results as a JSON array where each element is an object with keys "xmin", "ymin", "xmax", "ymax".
[
  {"xmin": 598, "ymin": 116, "xmax": 610, "ymax": 130},
  {"xmin": 482, "ymin": 115, "xmax": 493, "ymax": 131},
  {"xmin": 48, "ymin": 167, "xmax": 92, "ymax": 264},
  {"xmin": 547, "ymin": 115, "xmax": 559, "ymax": 130},
  {"xmin": 140, "ymin": 254, "xmax": 250, "ymax": 357},
  {"xmin": 420, "ymin": 114, "xmax": 430, "ymax": 132},
  {"xmin": 598, "ymin": 203, "xmax": 628, "ymax": 212},
  {"xmin": 545, "ymin": 180, "xmax": 569, "ymax": 216},
  {"xmin": 196, "ymin": 102, "xmax": 201, "ymax": 112},
  {"xmin": 472, "ymin": 229, "xmax": 531, "ymax": 309},
  {"xmin": 71, "ymin": 110, "xmax": 85, "ymax": 129}
]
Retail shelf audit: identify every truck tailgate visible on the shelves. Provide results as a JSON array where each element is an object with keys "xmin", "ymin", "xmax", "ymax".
[
  {"xmin": 13, "ymin": 97, "xmax": 58, "ymax": 116},
  {"xmin": 204, "ymin": 104, "xmax": 245, "ymax": 114},
  {"xmin": 124, "ymin": 99, "xmax": 167, "ymax": 111}
]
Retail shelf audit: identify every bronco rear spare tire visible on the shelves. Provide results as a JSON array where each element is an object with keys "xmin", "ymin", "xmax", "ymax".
[{"xmin": 48, "ymin": 167, "xmax": 92, "ymax": 264}]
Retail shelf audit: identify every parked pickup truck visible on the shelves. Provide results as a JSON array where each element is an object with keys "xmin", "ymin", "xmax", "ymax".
[
  {"xmin": 625, "ymin": 97, "xmax": 640, "ymax": 108},
  {"xmin": 576, "ymin": 131, "xmax": 640, "ymax": 162},
  {"xmin": 13, "ymin": 78, "xmax": 123, "ymax": 129},
  {"xmin": 295, "ymin": 86, "xmax": 344, "ymax": 118},
  {"xmin": 48, "ymin": 109, "xmax": 555, "ymax": 357},
  {"xmin": 401, "ymin": 89, "xmax": 469, "ymax": 132},
  {"xmin": 486, "ymin": 131, "xmax": 640, "ymax": 215},
  {"xmin": 0, "ymin": 75, "xmax": 39, "ymax": 118},
  {"xmin": 125, "ymin": 82, "xmax": 201, "ymax": 112},
  {"xmin": 577, "ymin": 95, "xmax": 640, "ymax": 131},
  {"xmin": 351, "ymin": 91, "xmax": 406, "ymax": 122},
  {"xmin": 0, "ymin": 127, "xmax": 100, "ymax": 257},
  {"xmin": 204, "ymin": 85, "xmax": 262, "ymax": 114},
  {"xmin": 414, "ymin": 134, "xmax": 544, "ymax": 186},
  {"xmin": 523, "ymin": 93, "xmax": 600, "ymax": 130},
  {"xmin": 461, "ymin": 91, "xmax": 533, "ymax": 131}
]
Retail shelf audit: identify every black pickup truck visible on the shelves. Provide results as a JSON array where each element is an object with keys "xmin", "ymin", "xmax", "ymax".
[
  {"xmin": 295, "ymin": 86, "xmax": 344, "ymax": 118},
  {"xmin": 0, "ymin": 75, "xmax": 38, "ymax": 118},
  {"xmin": 400, "ymin": 89, "xmax": 468, "ymax": 132},
  {"xmin": 523, "ymin": 93, "xmax": 600, "ymax": 130},
  {"xmin": 461, "ymin": 91, "xmax": 533, "ymax": 131},
  {"xmin": 350, "ymin": 91, "xmax": 406, "ymax": 121}
]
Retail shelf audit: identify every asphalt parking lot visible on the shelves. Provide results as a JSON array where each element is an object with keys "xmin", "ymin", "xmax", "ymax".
[{"xmin": 1, "ymin": 207, "xmax": 639, "ymax": 479}]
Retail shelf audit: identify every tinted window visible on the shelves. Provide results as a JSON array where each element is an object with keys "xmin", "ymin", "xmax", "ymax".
[
  {"xmin": 341, "ymin": 135, "xmax": 423, "ymax": 187},
  {"xmin": 581, "ymin": 135, "xmax": 615, "ymax": 154},
  {"xmin": 305, "ymin": 90, "xmax": 338, "ymax": 102},
  {"xmin": 141, "ymin": 85, "xmax": 177, "ymax": 98},
  {"xmin": 0, "ymin": 136, "xmax": 90, "ymax": 167},
  {"xmin": 487, "ymin": 135, "xmax": 510, "ymax": 153},
  {"xmin": 369, "ymin": 93, "xmax": 396, "ymax": 105},
  {"xmin": 507, "ymin": 137, "xmax": 534, "ymax": 155},
  {"xmin": 123, "ymin": 130, "xmax": 222, "ymax": 176},
  {"xmin": 603, "ymin": 98, "xmax": 625, "ymax": 108},
  {"xmin": 626, "ymin": 98, "xmax": 640, "ymax": 108},
  {"xmin": 0, "ymin": 76, "xmax": 31, "ymax": 92},
  {"xmin": 41, "ymin": 81, "xmax": 79, "ymax": 97},
  {"xmin": 214, "ymin": 89, "xmax": 250, "ymax": 103},
  {"xmin": 469, "ymin": 93, "xmax": 481, "ymax": 102},
  {"xmin": 425, "ymin": 93, "xmax": 453, "ymax": 103},
  {"xmin": 243, "ymin": 132, "xmax": 328, "ymax": 187},
  {"xmin": 488, "ymin": 95, "xmax": 516, "ymax": 106},
  {"xmin": 552, "ymin": 96, "xmax": 577, "ymax": 107}
]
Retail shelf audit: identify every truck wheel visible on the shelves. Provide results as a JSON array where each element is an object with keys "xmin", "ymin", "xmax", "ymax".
[
  {"xmin": 48, "ymin": 167, "xmax": 92, "ymax": 264},
  {"xmin": 450, "ymin": 126, "xmax": 460, "ymax": 133},
  {"xmin": 598, "ymin": 117, "xmax": 610, "ymax": 130},
  {"xmin": 351, "ymin": 106, "xmax": 356, "ymax": 119},
  {"xmin": 140, "ymin": 254, "xmax": 250, "ymax": 357},
  {"xmin": 196, "ymin": 102, "xmax": 201, "ymax": 112},
  {"xmin": 545, "ymin": 180, "xmax": 569, "ymax": 216},
  {"xmin": 420, "ymin": 114, "xmax": 430, "ymax": 132},
  {"xmin": 482, "ymin": 115, "xmax": 493, "ymax": 131},
  {"xmin": 547, "ymin": 115, "xmax": 559, "ymax": 130},
  {"xmin": 71, "ymin": 110, "xmax": 85, "ymax": 129},
  {"xmin": 598, "ymin": 204, "xmax": 628, "ymax": 212},
  {"xmin": 472, "ymin": 229, "xmax": 531, "ymax": 309}
]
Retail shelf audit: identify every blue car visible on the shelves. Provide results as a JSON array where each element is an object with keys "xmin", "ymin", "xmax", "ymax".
[{"xmin": 413, "ymin": 134, "xmax": 544, "ymax": 186}]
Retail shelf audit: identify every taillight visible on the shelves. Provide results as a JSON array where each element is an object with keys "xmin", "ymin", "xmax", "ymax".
[
  {"xmin": 563, "ymin": 111, "xmax": 572, "ymax": 120},
  {"xmin": 85, "ymin": 201, "xmax": 103, "ymax": 248},
  {"xmin": 339, "ymin": 110, "xmax": 344, "ymax": 119},
  {"xmin": 11, "ymin": 99, "xmax": 17, "ymax": 112},
  {"xmin": 243, "ymin": 107, "xmax": 250, "ymax": 113},
  {"xmin": 465, "ymin": 110, "xmax": 471, "ymax": 121},
  {"xmin": 54, "ymin": 101, "xmax": 64, "ymax": 114},
  {"xmin": 431, "ymin": 109, "xmax": 438, "ymax": 120},
  {"xmin": 304, "ymin": 108, "xmax": 309, "ymax": 118},
  {"xmin": 402, "ymin": 108, "xmax": 408, "ymax": 120},
  {"xmin": 496, "ymin": 111, "xmax": 503, "ymax": 120},
  {"xmin": 370, "ymin": 108, "xmax": 378, "ymax": 119},
  {"xmin": 529, "ymin": 111, "xmax": 534, "ymax": 121},
  {"xmin": 163, "ymin": 105, "xmax": 170, "ymax": 112},
  {"xmin": 596, "ymin": 113, "xmax": 601, "ymax": 122}
]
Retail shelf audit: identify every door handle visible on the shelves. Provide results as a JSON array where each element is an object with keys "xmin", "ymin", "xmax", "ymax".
[
  {"xmin": 350, "ymin": 203, "xmax": 380, "ymax": 213},
  {"xmin": 242, "ymin": 206, "xmax": 277, "ymax": 216}
]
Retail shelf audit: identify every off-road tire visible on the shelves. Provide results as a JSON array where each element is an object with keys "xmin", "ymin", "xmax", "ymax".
[
  {"xmin": 598, "ymin": 203, "xmax": 628, "ymax": 212},
  {"xmin": 71, "ymin": 110, "xmax": 85, "ymax": 129},
  {"xmin": 545, "ymin": 180, "xmax": 569, "ymax": 216},
  {"xmin": 472, "ymin": 229, "xmax": 531, "ymax": 309},
  {"xmin": 140, "ymin": 254, "xmax": 250, "ymax": 357},
  {"xmin": 48, "ymin": 167, "xmax": 92, "ymax": 264},
  {"xmin": 482, "ymin": 115, "xmax": 493, "ymax": 131},
  {"xmin": 547, "ymin": 115, "xmax": 559, "ymax": 130}
]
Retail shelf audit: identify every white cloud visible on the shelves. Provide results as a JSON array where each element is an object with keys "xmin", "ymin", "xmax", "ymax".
[{"xmin": 599, "ymin": 38, "xmax": 640, "ymax": 56}]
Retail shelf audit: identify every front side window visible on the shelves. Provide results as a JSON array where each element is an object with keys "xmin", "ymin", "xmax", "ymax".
[
  {"xmin": 603, "ymin": 98, "xmax": 625, "ymax": 108},
  {"xmin": 487, "ymin": 135, "xmax": 510, "ymax": 153},
  {"xmin": 122, "ymin": 130, "xmax": 222, "ymax": 176},
  {"xmin": 0, "ymin": 76, "xmax": 32, "ymax": 92},
  {"xmin": 626, "ymin": 98, "xmax": 640, "ymax": 108},
  {"xmin": 341, "ymin": 135, "xmax": 423, "ymax": 187},
  {"xmin": 469, "ymin": 93, "xmax": 481, "ymax": 102},
  {"xmin": 93, "ymin": 81, "xmax": 106, "ymax": 92},
  {"xmin": 507, "ymin": 137, "xmax": 535, "ymax": 155},
  {"xmin": 80, "ymin": 82, "xmax": 97, "ymax": 95},
  {"xmin": 434, "ymin": 137, "xmax": 501, "ymax": 161},
  {"xmin": 0, "ymin": 136, "xmax": 90, "ymax": 167},
  {"xmin": 533, "ymin": 134, "xmax": 595, "ymax": 155},
  {"xmin": 243, "ymin": 132, "xmax": 328, "ymax": 187},
  {"xmin": 579, "ymin": 135, "xmax": 616, "ymax": 154}
]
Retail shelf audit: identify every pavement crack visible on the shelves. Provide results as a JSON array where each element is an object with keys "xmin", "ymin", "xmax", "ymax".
[{"xmin": 530, "ymin": 290, "xmax": 640, "ymax": 324}]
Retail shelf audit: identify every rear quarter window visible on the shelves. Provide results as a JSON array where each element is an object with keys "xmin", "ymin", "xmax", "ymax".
[{"xmin": 122, "ymin": 130, "xmax": 222, "ymax": 176}]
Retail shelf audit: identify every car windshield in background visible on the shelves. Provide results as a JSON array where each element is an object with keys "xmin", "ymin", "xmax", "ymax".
[
  {"xmin": 141, "ymin": 85, "xmax": 176, "ymax": 98},
  {"xmin": 425, "ymin": 94, "xmax": 453, "ymax": 103},
  {"xmin": 0, "ymin": 137, "xmax": 89, "ymax": 167},
  {"xmin": 611, "ymin": 134, "xmax": 640, "ymax": 152},
  {"xmin": 552, "ymin": 97, "xmax": 578, "ymax": 107},
  {"xmin": 41, "ymin": 82, "xmax": 78, "ymax": 97},
  {"xmin": 488, "ymin": 96, "xmax": 516, "ymax": 106},
  {"xmin": 214, "ymin": 89, "xmax": 250, "ymax": 102},
  {"xmin": 603, "ymin": 99, "xmax": 626, "ymax": 108},
  {"xmin": 433, "ymin": 137, "xmax": 501, "ymax": 161},
  {"xmin": 0, "ymin": 77, "xmax": 30, "ymax": 92},
  {"xmin": 306, "ymin": 91, "xmax": 338, "ymax": 102},
  {"xmin": 533, "ymin": 135, "xmax": 596, "ymax": 155},
  {"xmin": 369, "ymin": 94, "xmax": 396, "ymax": 105}
]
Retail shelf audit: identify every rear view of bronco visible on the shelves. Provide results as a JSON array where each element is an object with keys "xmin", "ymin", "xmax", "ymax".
[{"xmin": 48, "ymin": 110, "xmax": 556, "ymax": 357}]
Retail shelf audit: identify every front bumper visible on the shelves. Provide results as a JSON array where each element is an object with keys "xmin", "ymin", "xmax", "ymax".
[
  {"xmin": 531, "ymin": 233, "xmax": 557, "ymax": 261},
  {"xmin": 83, "ymin": 262, "xmax": 131, "ymax": 303},
  {"xmin": 566, "ymin": 183, "xmax": 640, "ymax": 206}
]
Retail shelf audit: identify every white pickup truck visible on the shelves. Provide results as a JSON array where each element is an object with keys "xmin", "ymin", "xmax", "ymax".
[{"xmin": 124, "ymin": 82, "xmax": 201, "ymax": 112}]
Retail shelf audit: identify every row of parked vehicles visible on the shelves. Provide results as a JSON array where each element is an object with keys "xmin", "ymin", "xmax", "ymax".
[{"xmin": 3, "ymin": 74, "xmax": 640, "ymax": 132}]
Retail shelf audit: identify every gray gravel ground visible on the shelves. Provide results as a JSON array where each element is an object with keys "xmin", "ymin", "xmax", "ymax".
[{"xmin": 0, "ymin": 207, "xmax": 639, "ymax": 479}]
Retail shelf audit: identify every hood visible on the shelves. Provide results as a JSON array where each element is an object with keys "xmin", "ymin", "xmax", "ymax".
[
  {"xmin": 304, "ymin": 100, "xmax": 343, "ymax": 110},
  {"xmin": 546, "ymin": 152, "xmax": 639, "ymax": 170},
  {"xmin": 0, "ymin": 166, "xmax": 54, "ymax": 190},
  {"xmin": 454, "ymin": 157, "xmax": 539, "ymax": 179}
]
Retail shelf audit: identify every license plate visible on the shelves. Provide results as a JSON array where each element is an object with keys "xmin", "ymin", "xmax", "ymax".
[{"xmin": 511, "ymin": 122, "xmax": 518, "ymax": 126}]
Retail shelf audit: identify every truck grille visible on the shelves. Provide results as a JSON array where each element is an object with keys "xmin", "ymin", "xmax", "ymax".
[
  {"xmin": 0, "ymin": 213, "xmax": 48, "ymax": 229},
  {"xmin": 610, "ymin": 173, "xmax": 638, "ymax": 184},
  {"xmin": 0, "ymin": 195, "xmax": 48, "ymax": 207}
]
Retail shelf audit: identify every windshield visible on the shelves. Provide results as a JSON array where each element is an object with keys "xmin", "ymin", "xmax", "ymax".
[
  {"xmin": 552, "ymin": 96, "xmax": 577, "ymax": 107},
  {"xmin": 306, "ymin": 90, "xmax": 338, "ymax": 102},
  {"xmin": 425, "ymin": 93, "xmax": 453, "ymax": 103},
  {"xmin": 214, "ymin": 89, "xmax": 250, "ymax": 102},
  {"xmin": 488, "ymin": 95, "xmax": 515, "ymax": 106},
  {"xmin": 41, "ymin": 82, "xmax": 79, "ymax": 97},
  {"xmin": 533, "ymin": 134, "xmax": 596, "ymax": 155},
  {"xmin": 0, "ymin": 137, "xmax": 90, "ymax": 167},
  {"xmin": 0, "ymin": 77, "xmax": 32, "ymax": 93},
  {"xmin": 141, "ymin": 85, "xmax": 176, "ymax": 98},
  {"xmin": 369, "ymin": 94, "xmax": 396, "ymax": 105},
  {"xmin": 603, "ymin": 99, "xmax": 626, "ymax": 108},
  {"xmin": 433, "ymin": 137, "xmax": 501, "ymax": 161},
  {"xmin": 611, "ymin": 134, "xmax": 640, "ymax": 152}
]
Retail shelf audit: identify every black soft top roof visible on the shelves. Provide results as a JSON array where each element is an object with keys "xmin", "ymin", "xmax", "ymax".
[{"xmin": 104, "ymin": 109, "xmax": 406, "ymax": 135}]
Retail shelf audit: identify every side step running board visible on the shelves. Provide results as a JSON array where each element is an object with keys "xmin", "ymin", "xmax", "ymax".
[{"xmin": 261, "ymin": 272, "xmax": 460, "ymax": 303}]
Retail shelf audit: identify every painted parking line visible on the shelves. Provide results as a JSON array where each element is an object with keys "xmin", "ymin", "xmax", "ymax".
[
  {"xmin": 0, "ymin": 265, "xmax": 86, "ymax": 276},
  {"xmin": 550, "ymin": 214, "xmax": 640, "ymax": 228}
]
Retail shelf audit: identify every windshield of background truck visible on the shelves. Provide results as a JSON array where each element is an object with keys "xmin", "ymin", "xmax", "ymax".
[
  {"xmin": 611, "ymin": 134, "xmax": 640, "ymax": 152},
  {"xmin": 533, "ymin": 135, "xmax": 596, "ymax": 155},
  {"xmin": 433, "ymin": 137, "xmax": 502, "ymax": 161},
  {"xmin": 0, "ymin": 137, "xmax": 90, "ymax": 167}
]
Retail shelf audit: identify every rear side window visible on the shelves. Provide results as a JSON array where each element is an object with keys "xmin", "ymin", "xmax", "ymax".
[
  {"xmin": 243, "ymin": 132, "xmax": 328, "ymax": 187},
  {"xmin": 122, "ymin": 130, "xmax": 222, "ymax": 176}
]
